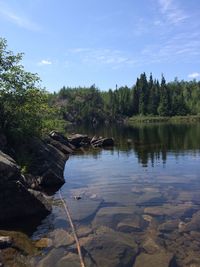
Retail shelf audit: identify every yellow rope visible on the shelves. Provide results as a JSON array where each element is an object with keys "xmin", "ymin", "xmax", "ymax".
[{"xmin": 58, "ymin": 190, "xmax": 86, "ymax": 267}]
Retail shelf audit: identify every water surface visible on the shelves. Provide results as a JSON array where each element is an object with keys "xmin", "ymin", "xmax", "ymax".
[{"xmin": 33, "ymin": 123, "xmax": 200, "ymax": 267}]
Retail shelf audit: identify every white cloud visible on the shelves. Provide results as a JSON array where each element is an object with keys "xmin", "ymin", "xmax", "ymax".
[
  {"xmin": 158, "ymin": 0, "xmax": 188, "ymax": 24},
  {"xmin": 188, "ymin": 72, "xmax": 200, "ymax": 79},
  {"xmin": 0, "ymin": 2, "xmax": 40, "ymax": 31},
  {"xmin": 38, "ymin": 60, "xmax": 52, "ymax": 65}
]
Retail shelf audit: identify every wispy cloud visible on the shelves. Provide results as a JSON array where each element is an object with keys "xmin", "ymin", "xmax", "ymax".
[
  {"xmin": 188, "ymin": 72, "xmax": 200, "ymax": 79},
  {"xmin": 140, "ymin": 30, "xmax": 200, "ymax": 65},
  {"xmin": 158, "ymin": 0, "xmax": 188, "ymax": 24},
  {"xmin": 68, "ymin": 48, "xmax": 137, "ymax": 68},
  {"xmin": 0, "ymin": 2, "xmax": 40, "ymax": 31},
  {"xmin": 38, "ymin": 60, "xmax": 52, "ymax": 65}
]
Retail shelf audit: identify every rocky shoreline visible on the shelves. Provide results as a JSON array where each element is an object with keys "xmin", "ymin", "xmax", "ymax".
[
  {"xmin": 0, "ymin": 131, "xmax": 114, "ymax": 225},
  {"xmin": 0, "ymin": 131, "xmax": 114, "ymax": 266}
]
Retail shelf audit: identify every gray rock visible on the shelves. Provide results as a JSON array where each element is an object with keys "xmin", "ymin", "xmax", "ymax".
[
  {"xmin": 91, "ymin": 137, "xmax": 114, "ymax": 147},
  {"xmin": 24, "ymin": 138, "xmax": 68, "ymax": 188},
  {"xmin": 134, "ymin": 251, "xmax": 174, "ymax": 267},
  {"xmin": 46, "ymin": 137, "xmax": 74, "ymax": 154},
  {"xmin": 37, "ymin": 248, "xmax": 66, "ymax": 267},
  {"xmin": 0, "ymin": 151, "xmax": 51, "ymax": 224},
  {"xmin": 68, "ymin": 134, "xmax": 91, "ymax": 147}
]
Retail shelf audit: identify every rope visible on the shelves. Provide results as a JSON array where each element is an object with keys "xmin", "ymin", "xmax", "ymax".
[{"xmin": 58, "ymin": 190, "xmax": 86, "ymax": 267}]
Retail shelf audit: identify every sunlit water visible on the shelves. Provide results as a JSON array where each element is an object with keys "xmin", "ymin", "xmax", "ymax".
[{"xmin": 33, "ymin": 123, "xmax": 200, "ymax": 267}]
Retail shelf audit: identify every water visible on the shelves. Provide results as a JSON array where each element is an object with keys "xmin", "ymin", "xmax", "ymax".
[{"xmin": 33, "ymin": 123, "xmax": 200, "ymax": 267}]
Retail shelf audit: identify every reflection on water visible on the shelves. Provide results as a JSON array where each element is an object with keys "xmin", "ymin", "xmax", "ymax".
[{"xmin": 33, "ymin": 123, "xmax": 200, "ymax": 267}]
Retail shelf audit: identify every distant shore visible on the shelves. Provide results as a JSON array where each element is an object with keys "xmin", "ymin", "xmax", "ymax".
[{"xmin": 126, "ymin": 115, "xmax": 200, "ymax": 125}]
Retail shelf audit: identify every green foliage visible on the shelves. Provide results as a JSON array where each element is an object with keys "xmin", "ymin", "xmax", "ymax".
[{"xmin": 0, "ymin": 38, "xmax": 53, "ymax": 142}]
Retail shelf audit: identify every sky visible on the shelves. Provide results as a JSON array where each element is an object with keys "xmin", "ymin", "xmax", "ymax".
[{"xmin": 0, "ymin": 0, "xmax": 200, "ymax": 92}]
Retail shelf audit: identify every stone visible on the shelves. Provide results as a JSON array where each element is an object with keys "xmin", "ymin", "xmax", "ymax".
[
  {"xmin": 91, "ymin": 137, "xmax": 114, "ymax": 147},
  {"xmin": 134, "ymin": 251, "xmax": 174, "ymax": 267},
  {"xmin": 37, "ymin": 248, "xmax": 66, "ymax": 267},
  {"xmin": 84, "ymin": 227, "xmax": 138, "ymax": 267},
  {"xmin": 68, "ymin": 134, "xmax": 90, "ymax": 147},
  {"xmin": 23, "ymin": 138, "xmax": 68, "ymax": 189},
  {"xmin": 144, "ymin": 203, "xmax": 193, "ymax": 218},
  {"xmin": 49, "ymin": 131, "xmax": 71, "ymax": 148},
  {"xmin": 49, "ymin": 229, "xmax": 74, "ymax": 248},
  {"xmin": 142, "ymin": 238, "xmax": 160, "ymax": 254},
  {"xmin": 0, "ymin": 236, "xmax": 12, "ymax": 249},
  {"xmin": 117, "ymin": 216, "xmax": 148, "ymax": 233},
  {"xmin": 68, "ymin": 197, "xmax": 103, "ymax": 222},
  {"xmin": 0, "ymin": 151, "xmax": 21, "ymax": 182},
  {"xmin": 142, "ymin": 215, "xmax": 153, "ymax": 222},
  {"xmin": 46, "ymin": 137, "xmax": 73, "ymax": 154},
  {"xmin": 180, "ymin": 211, "xmax": 200, "ymax": 232},
  {"xmin": 0, "ymin": 151, "xmax": 51, "ymax": 224},
  {"xmin": 57, "ymin": 252, "xmax": 81, "ymax": 267},
  {"xmin": 158, "ymin": 220, "xmax": 179, "ymax": 232},
  {"xmin": 0, "ymin": 230, "xmax": 37, "ymax": 256},
  {"xmin": 35, "ymin": 238, "xmax": 53, "ymax": 248},
  {"xmin": 93, "ymin": 206, "xmax": 134, "ymax": 228}
]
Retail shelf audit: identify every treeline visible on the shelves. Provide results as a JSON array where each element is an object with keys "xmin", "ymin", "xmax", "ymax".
[{"xmin": 53, "ymin": 73, "xmax": 200, "ymax": 124}]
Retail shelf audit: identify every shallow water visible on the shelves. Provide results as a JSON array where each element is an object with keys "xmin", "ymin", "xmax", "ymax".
[{"xmin": 33, "ymin": 123, "xmax": 200, "ymax": 267}]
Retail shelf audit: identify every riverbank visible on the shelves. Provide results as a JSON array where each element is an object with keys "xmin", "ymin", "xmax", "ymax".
[{"xmin": 126, "ymin": 115, "xmax": 200, "ymax": 124}]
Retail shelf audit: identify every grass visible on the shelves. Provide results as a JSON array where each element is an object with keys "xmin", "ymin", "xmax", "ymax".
[{"xmin": 127, "ymin": 115, "xmax": 200, "ymax": 124}]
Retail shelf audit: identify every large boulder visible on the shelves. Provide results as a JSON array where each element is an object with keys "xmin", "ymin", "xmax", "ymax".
[
  {"xmin": 0, "ymin": 151, "xmax": 51, "ymax": 224},
  {"xmin": 21, "ymin": 138, "xmax": 68, "ymax": 189}
]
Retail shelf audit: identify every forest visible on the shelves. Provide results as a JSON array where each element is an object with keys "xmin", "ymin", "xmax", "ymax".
[
  {"xmin": 1, "ymin": 37, "xmax": 200, "ymax": 145},
  {"xmin": 52, "ymin": 73, "xmax": 200, "ymax": 125}
]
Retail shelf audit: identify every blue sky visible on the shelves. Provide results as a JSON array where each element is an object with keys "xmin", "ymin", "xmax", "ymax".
[{"xmin": 0, "ymin": 0, "xmax": 200, "ymax": 91}]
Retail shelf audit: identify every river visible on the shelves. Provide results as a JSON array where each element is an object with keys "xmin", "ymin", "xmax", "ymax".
[{"xmin": 32, "ymin": 123, "xmax": 200, "ymax": 267}]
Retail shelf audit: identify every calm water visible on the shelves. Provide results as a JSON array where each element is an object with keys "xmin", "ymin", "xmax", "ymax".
[{"xmin": 33, "ymin": 123, "xmax": 200, "ymax": 267}]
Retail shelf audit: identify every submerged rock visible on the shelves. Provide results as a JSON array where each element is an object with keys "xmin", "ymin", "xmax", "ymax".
[
  {"xmin": 0, "ymin": 230, "xmax": 37, "ymax": 267},
  {"xmin": 93, "ymin": 206, "xmax": 132, "ymax": 226},
  {"xmin": 179, "ymin": 210, "xmax": 200, "ymax": 232},
  {"xmin": 35, "ymin": 238, "xmax": 53, "ymax": 249},
  {"xmin": 84, "ymin": 227, "xmax": 138, "ymax": 267},
  {"xmin": 142, "ymin": 238, "xmax": 160, "ymax": 254},
  {"xmin": 144, "ymin": 203, "xmax": 193, "ymax": 218},
  {"xmin": 134, "ymin": 251, "xmax": 175, "ymax": 267},
  {"xmin": 49, "ymin": 229, "xmax": 74, "ymax": 248}
]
